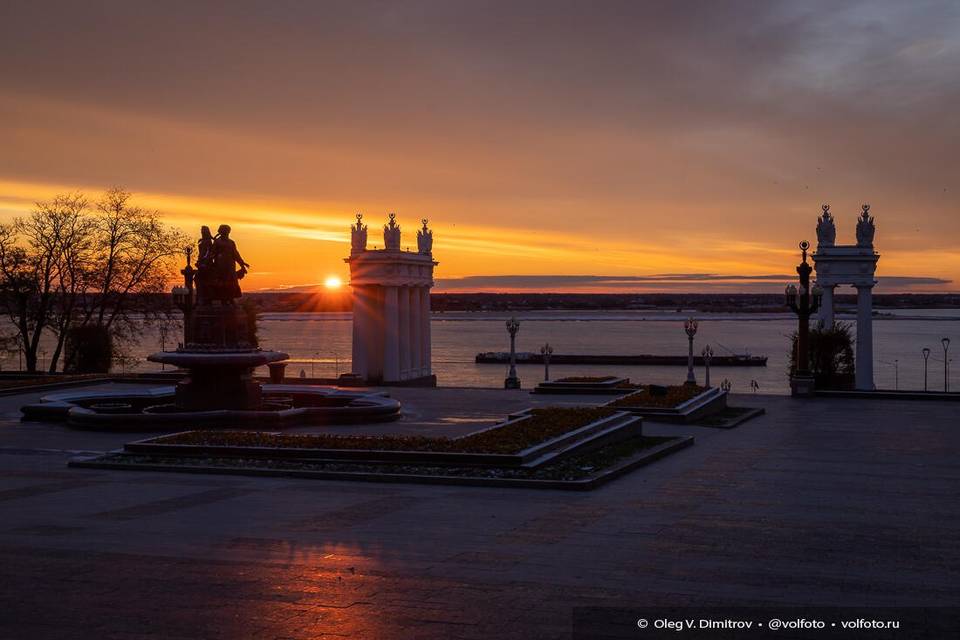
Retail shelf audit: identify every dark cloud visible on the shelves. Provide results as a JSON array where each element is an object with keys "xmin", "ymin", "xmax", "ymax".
[{"xmin": 0, "ymin": 0, "xmax": 957, "ymax": 286}]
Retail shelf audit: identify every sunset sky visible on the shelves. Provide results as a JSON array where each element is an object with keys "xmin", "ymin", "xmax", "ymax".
[{"xmin": 1, "ymin": 0, "xmax": 957, "ymax": 292}]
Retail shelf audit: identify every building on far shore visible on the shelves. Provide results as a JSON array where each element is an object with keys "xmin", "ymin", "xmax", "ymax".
[{"xmin": 344, "ymin": 213, "xmax": 437, "ymax": 386}]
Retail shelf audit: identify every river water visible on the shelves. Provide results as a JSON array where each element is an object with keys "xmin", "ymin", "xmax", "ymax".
[
  {"xmin": 6, "ymin": 309, "xmax": 958, "ymax": 394},
  {"xmin": 261, "ymin": 309, "xmax": 960, "ymax": 393}
]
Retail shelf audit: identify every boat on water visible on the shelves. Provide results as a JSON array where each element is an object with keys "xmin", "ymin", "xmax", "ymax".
[{"xmin": 474, "ymin": 352, "xmax": 767, "ymax": 366}]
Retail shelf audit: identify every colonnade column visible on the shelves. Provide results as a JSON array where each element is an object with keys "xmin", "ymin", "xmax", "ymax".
[
  {"xmin": 410, "ymin": 287, "xmax": 422, "ymax": 376},
  {"xmin": 351, "ymin": 285, "xmax": 368, "ymax": 379},
  {"xmin": 398, "ymin": 286, "xmax": 411, "ymax": 377},
  {"xmin": 383, "ymin": 286, "xmax": 400, "ymax": 381},
  {"xmin": 421, "ymin": 285, "xmax": 432, "ymax": 376},
  {"xmin": 820, "ymin": 285, "xmax": 835, "ymax": 328},
  {"xmin": 855, "ymin": 284, "xmax": 874, "ymax": 390}
]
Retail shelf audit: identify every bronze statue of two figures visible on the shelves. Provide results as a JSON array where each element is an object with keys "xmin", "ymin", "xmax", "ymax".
[
  {"xmin": 194, "ymin": 224, "xmax": 249, "ymax": 305},
  {"xmin": 166, "ymin": 224, "xmax": 285, "ymax": 411},
  {"xmin": 183, "ymin": 224, "xmax": 255, "ymax": 352}
]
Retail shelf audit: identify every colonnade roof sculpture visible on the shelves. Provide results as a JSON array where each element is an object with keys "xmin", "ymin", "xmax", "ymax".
[{"xmin": 351, "ymin": 213, "xmax": 433, "ymax": 256}]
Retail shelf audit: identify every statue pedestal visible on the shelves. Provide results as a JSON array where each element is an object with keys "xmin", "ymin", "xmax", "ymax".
[
  {"xmin": 188, "ymin": 305, "xmax": 255, "ymax": 350},
  {"xmin": 790, "ymin": 374, "xmax": 816, "ymax": 397},
  {"xmin": 149, "ymin": 304, "xmax": 287, "ymax": 411}
]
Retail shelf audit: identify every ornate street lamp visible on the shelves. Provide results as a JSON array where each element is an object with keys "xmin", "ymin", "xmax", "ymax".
[
  {"xmin": 701, "ymin": 344, "xmax": 714, "ymax": 388},
  {"xmin": 540, "ymin": 342, "xmax": 554, "ymax": 381},
  {"xmin": 504, "ymin": 317, "xmax": 521, "ymax": 389},
  {"xmin": 786, "ymin": 240, "xmax": 822, "ymax": 396},
  {"xmin": 684, "ymin": 317, "xmax": 698, "ymax": 386},
  {"xmin": 173, "ymin": 246, "xmax": 197, "ymax": 345},
  {"xmin": 942, "ymin": 337, "xmax": 951, "ymax": 392},
  {"xmin": 922, "ymin": 347, "xmax": 931, "ymax": 392}
]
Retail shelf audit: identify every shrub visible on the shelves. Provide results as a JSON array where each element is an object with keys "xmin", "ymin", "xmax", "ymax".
[
  {"xmin": 64, "ymin": 324, "xmax": 113, "ymax": 373},
  {"xmin": 240, "ymin": 298, "xmax": 260, "ymax": 347},
  {"xmin": 788, "ymin": 322, "xmax": 855, "ymax": 390}
]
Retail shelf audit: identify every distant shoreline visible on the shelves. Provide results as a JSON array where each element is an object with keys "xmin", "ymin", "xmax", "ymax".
[{"xmin": 244, "ymin": 291, "xmax": 960, "ymax": 314}]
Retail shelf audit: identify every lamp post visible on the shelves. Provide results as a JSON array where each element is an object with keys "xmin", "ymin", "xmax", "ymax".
[
  {"xmin": 786, "ymin": 240, "xmax": 822, "ymax": 396},
  {"xmin": 540, "ymin": 342, "xmax": 554, "ymax": 381},
  {"xmin": 943, "ymin": 337, "xmax": 951, "ymax": 392},
  {"xmin": 172, "ymin": 246, "xmax": 196, "ymax": 345},
  {"xmin": 683, "ymin": 317, "xmax": 698, "ymax": 386},
  {"xmin": 701, "ymin": 344, "xmax": 714, "ymax": 388},
  {"xmin": 504, "ymin": 317, "xmax": 521, "ymax": 389},
  {"xmin": 922, "ymin": 347, "xmax": 931, "ymax": 392}
]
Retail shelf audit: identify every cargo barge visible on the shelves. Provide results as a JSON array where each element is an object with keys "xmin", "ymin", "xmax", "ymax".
[{"xmin": 474, "ymin": 352, "xmax": 767, "ymax": 366}]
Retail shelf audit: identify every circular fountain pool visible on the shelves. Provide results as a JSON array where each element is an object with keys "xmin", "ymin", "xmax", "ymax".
[{"xmin": 21, "ymin": 384, "xmax": 401, "ymax": 431}]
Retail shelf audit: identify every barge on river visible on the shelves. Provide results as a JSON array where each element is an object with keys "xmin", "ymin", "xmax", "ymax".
[{"xmin": 474, "ymin": 352, "xmax": 767, "ymax": 366}]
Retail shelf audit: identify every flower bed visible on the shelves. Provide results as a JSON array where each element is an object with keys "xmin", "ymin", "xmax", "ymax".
[
  {"xmin": 156, "ymin": 406, "xmax": 618, "ymax": 455},
  {"xmin": 609, "ymin": 385, "xmax": 706, "ymax": 409},
  {"xmin": 73, "ymin": 434, "xmax": 694, "ymax": 490}
]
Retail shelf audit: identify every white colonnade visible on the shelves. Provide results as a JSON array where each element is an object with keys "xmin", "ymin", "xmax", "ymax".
[
  {"xmin": 812, "ymin": 204, "xmax": 879, "ymax": 391},
  {"xmin": 346, "ymin": 214, "xmax": 437, "ymax": 384}
]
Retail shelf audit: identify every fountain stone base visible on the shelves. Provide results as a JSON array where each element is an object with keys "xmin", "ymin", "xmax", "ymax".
[{"xmin": 148, "ymin": 305, "xmax": 288, "ymax": 411}]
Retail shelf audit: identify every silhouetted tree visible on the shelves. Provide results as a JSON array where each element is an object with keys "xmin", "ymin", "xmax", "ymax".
[
  {"xmin": 0, "ymin": 193, "xmax": 92, "ymax": 372},
  {"xmin": 60, "ymin": 188, "xmax": 187, "ymax": 372},
  {"xmin": 0, "ymin": 188, "xmax": 186, "ymax": 373}
]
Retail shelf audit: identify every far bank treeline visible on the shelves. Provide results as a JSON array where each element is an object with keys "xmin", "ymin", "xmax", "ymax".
[
  {"xmin": 250, "ymin": 291, "xmax": 960, "ymax": 314},
  {"xmin": 0, "ymin": 188, "xmax": 187, "ymax": 373}
]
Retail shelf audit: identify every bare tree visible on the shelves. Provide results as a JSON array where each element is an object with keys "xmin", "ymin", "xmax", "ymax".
[
  {"xmin": 0, "ymin": 188, "xmax": 186, "ymax": 373},
  {"xmin": 62, "ymin": 188, "xmax": 188, "ymax": 372},
  {"xmin": 0, "ymin": 194, "xmax": 91, "ymax": 372}
]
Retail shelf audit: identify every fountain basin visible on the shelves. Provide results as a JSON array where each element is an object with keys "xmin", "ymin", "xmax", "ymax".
[
  {"xmin": 20, "ymin": 384, "xmax": 401, "ymax": 431},
  {"xmin": 148, "ymin": 349, "xmax": 288, "ymax": 369}
]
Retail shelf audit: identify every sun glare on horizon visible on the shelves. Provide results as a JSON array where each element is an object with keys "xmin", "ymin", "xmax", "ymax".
[{"xmin": 324, "ymin": 275, "xmax": 343, "ymax": 290}]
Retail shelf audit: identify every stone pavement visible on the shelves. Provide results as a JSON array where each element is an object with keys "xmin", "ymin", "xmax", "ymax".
[{"xmin": 0, "ymin": 384, "xmax": 958, "ymax": 639}]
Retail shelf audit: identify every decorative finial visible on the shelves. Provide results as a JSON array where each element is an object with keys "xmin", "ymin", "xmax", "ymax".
[
  {"xmin": 799, "ymin": 240, "xmax": 810, "ymax": 251},
  {"xmin": 383, "ymin": 212, "xmax": 401, "ymax": 251},
  {"xmin": 417, "ymin": 217, "xmax": 433, "ymax": 255},
  {"xmin": 816, "ymin": 205, "xmax": 836, "ymax": 247},
  {"xmin": 351, "ymin": 212, "xmax": 368, "ymax": 254},
  {"xmin": 856, "ymin": 203, "xmax": 875, "ymax": 247}
]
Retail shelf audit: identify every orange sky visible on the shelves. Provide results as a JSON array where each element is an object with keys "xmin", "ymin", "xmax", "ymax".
[{"xmin": 1, "ymin": 2, "xmax": 957, "ymax": 293}]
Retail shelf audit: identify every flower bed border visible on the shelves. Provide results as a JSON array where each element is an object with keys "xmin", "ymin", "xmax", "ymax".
[
  {"xmin": 68, "ymin": 435, "xmax": 693, "ymax": 491},
  {"xmin": 605, "ymin": 386, "xmax": 728, "ymax": 423},
  {"xmin": 124, "ymin": 411, "xmax": 643, "ymax": 469},
  {"xmin": 532, "ymin": 377, "xmax": 632, "ymax": 395}
]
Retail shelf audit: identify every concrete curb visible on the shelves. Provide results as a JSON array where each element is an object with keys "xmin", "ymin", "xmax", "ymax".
[{"xmin": 68, "ymin": 436, "xmax": 694, "ymax": 491}]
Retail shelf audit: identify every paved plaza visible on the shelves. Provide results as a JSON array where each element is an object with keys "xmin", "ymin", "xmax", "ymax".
[{"xmin": 1, "ymin": 384, "xmax": 958, "ymax": 639}]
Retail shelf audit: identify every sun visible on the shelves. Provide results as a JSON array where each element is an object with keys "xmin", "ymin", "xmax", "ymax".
[{"xmin": 324, "ymin": 275, "xmax": 343, "ymax": 290}]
